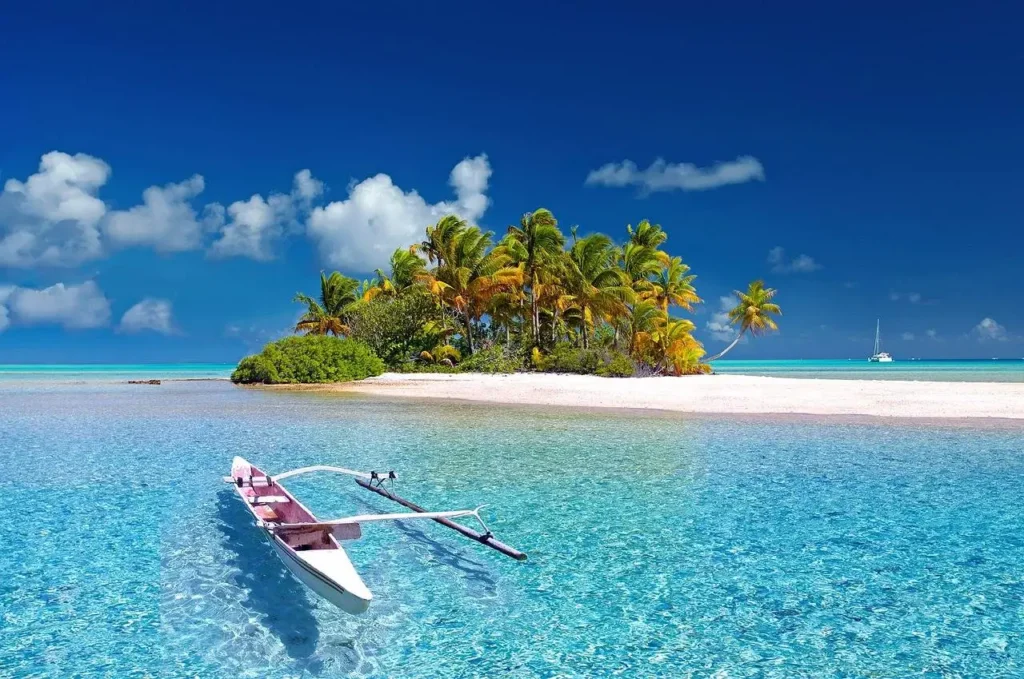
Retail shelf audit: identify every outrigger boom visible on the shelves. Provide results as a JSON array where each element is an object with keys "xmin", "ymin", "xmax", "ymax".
[{"xmin": 225, "ymin": 457, "xmax": 525, "ymax": 615}]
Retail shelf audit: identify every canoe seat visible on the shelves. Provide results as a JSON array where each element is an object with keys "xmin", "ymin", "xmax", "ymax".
[
  {"xmin": 288, "ymin": 528, "xmax": 331, "ymax": 549},
  {"xmin": 253, "ymin": 505, "xmax": 279, "ymax": 521},
  {"xmin": 249, "ymin": 495, "xmax": 290, "ymax": 505}
]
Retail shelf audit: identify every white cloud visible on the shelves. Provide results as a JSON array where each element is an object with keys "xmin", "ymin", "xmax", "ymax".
[
  {"xmin": 103, "ymin": 175, "xmax": 208, "ymax": 252},
  {"xmin": 706, "ymin": 295, "xmax": 739, "ymax": 341},
  {"xmin": 901, "ymin": 332, "xmax": 915, "ymax": 341},
  {"xmin": 208, "ymin": 169, "xmax": 321, "ymax": 260},
  {"xmin": 0, "ymin": 151, "xmax": 110, "ymax": 267},
  {"xmin": 118, "ymin": 298, "xmax": 175, "ymax": 334},
  {"xmin": 292, "ymin": 169, "xmax": 324, "ymax": 203},
  {"xmin": 926, "ymin": 329, "xmax": 938, "ymax": 339},
  {"xmin": 0, "ymin": 285, "xmax": 12, "ymax": 333},
  {"xmin": 586, "ymin": 156, "xmax": 764, "ymax": 193},
  {"xmin": 307, "ymin": 154, "xmax": 491, "ymax": 271},
  {"xmin": 973, "ymin": 317, "xmax": 1008, "ymax": 342},
  {"xmin": 890, "ymin": 291, "xmax": 923, "ymax": 303},
  {"xmin": 5, "ymin": 281, "xmax": 110, "ymax": 329},
  {"xmin": 768, "ymin": 246, "xmax": 822, "ymax": 274}
]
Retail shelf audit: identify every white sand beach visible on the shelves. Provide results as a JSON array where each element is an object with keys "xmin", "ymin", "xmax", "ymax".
[{"xmin": 300, "ymin": 372, "xmax": 1024, "ymax": 420}]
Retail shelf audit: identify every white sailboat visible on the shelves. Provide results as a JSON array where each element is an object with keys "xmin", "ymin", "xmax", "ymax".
[{"xmin": 869, "ymin": 319, "xmax": 893, "ymax": 362}]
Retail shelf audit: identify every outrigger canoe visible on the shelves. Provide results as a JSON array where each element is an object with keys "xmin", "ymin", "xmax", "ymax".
[{"xmin": 226, "ymin": 457, "xmax": 525, "ymax": 614}]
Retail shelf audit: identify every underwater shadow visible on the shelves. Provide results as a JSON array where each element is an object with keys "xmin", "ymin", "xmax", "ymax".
[
  {"xmin": 215, "ymin": 489, "xmax": 327, "ymax": 672},
  {"xmin": 352, "ymin": 495, "xmax": 498, "ymax": 594}
]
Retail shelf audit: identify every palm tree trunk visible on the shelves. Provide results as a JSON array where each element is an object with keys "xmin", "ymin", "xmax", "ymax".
[
  {"xmin": 530, "ymin": 272, "xmax": 539, "ymax": 346},
  {"xmin": 465, "ymin": 315, "xmax": 475, "ymax": 354},
  {"xmin": 705, "ymin": 331, "xmax": 744, "ymax": 362}
]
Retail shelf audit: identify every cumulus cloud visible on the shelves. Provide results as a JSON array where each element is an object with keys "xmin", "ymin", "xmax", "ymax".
[
  {"xmin": 973, "ymin": 317, "xmax": 1008, "ymax": 342},
  {"xmin": 901, "ymin": 332, "xmax": 915, "ymax": 341},
  {"xmin": 767, "ymin": 246, "xmax": 822, "ymax": 274},
  {"xmin": 3, "ymin": 281, "xmax": 110, "ymax": 329},
  {"xmin": 0, "ymin": 285, "xmax": 12, "ymax": 332},
  {"xmin": 586, "ymin": 156, "xmax": 764, "ymax": 193},
  {"xmin": 706, "ymin": 295, "xmax": 739, "ymax": 341},
  {"xmin": 0, "ymin": 151, "xmax": 110, "ymax": 267},
  {"xmin": 103, "ymin": 175, "xmax": 209, "ymax": 252},
  {"xmin": 926, "ymin": 329, "xmax": 938, "ymax": 339},
  {"xmin": 208, "ymin": 170, "xmax": 322, "ymax": 260},
  {"xmin": 307, "ymin": 154, "xmax": 491, "ymax": 271},
  {"xmin": 118, "ymin": 298, "xmax": 175, "ymax": 334}
]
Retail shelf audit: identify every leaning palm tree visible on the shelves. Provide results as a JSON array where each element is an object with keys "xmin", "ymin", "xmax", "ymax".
[
  {"xmin": 705, "ymin": 280, "xmax": 782, "ymax": 361},
  {"xmin": 503, "ymin": 208, "xmax": 564, "ymax": 345},
  {"xmin": 294, "ymin": 271, "xmax": 360, "ymax": 336},
  {"xmin": 644, "ymin": 256, "xmax": 701, "ymax": 313},
  {"xmin": 558, "ymin": 233, "xmax": 634, "ymax": 348}
]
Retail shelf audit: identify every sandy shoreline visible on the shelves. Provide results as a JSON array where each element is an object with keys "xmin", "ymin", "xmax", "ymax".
[{"xmin": 265, "ymin": 372, "xmax": 1024, "ymax": 420}]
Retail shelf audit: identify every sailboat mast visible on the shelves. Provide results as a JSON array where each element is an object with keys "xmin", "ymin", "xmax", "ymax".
[{"xmin": 874, "ymin": 319, "xmax": 881, "ymax": 355}]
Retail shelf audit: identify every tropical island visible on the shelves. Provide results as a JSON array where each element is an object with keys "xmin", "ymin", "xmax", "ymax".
[{"xmin": 232, "ymin": 210, "xmax": 780, "ymax": 384}]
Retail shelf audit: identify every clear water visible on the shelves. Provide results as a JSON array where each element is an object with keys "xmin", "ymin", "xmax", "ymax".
[
  {"xmin": 4, "ymin": 359, "xmax": 1024, "ymax": 384},
  {"xmin": 0, "ymin": 363, "xmax": 235, "ymax": 381},
  {"xmin": 713, "ymin": 359, "xmax": 1024, "ymax": 382},
  {"xmin": 2, "ymin": 380, "xmax": 1022, "ymax": 677}
]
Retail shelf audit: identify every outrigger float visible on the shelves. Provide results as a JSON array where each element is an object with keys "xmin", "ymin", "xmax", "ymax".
[{"xmin": 225, "ymin": 457, "xmax": 526, "ymax": 614}]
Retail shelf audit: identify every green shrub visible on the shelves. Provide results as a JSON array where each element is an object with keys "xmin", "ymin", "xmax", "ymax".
[
  {"xmin": 231, "ymin": 335, "xmax": 385, "ymax": 384},
  {"xmin": 537, "ymin": 343, "xmax": 601, "ymax": 374},
  {"xmin": 231, "ymin": 354, "xmax": 280, "ymax": 384},
  {"xmin": 347, "ymin": 292, "xmax": 438, "ymax": 368},
  {"xmin": 458, "ymin": 344, "xmax": 524, "ymax": 373},
  {"xmin": 535, "ymin": 343, "xmax": 636, "ymax": 377},
  {"xmin": 596, "ymin": 351, "xmax": 636, "ymax": 377}
]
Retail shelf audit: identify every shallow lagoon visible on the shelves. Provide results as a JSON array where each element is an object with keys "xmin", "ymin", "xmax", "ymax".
[{"xmin": 1, "ymin": 380, "xmax": 1022, "ymax": 677}]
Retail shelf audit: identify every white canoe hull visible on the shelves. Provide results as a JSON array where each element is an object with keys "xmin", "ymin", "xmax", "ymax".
[{"xmin": 265, "ymin": 528, "xmax": 372, "ymax": 615}]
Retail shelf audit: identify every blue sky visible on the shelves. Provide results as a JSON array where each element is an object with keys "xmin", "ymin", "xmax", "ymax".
[{"xmin": 1, "ymin": 2, "xmax": 1022, "ymax": 362}]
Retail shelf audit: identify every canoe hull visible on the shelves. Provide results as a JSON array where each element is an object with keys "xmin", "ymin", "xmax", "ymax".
[
  {"xmin": 230, "ymin": 456, "xmax": 372, "ymax": 615},
  {"xmin": 266, "ymin": 529, "xmax": 372, "ymax": 615}
]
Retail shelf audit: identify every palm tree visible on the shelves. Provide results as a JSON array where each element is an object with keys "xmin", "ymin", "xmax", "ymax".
[
  {"xmin": 558, "ymin": 233, "xmax": 634, "ymax": 348},
  {"xmin": 294, "ymin": 271, "xmax": 360, "ymax": 336},
  {"xmin": 419, "ymin": 214, "xmax": 467, "ymax": 267},
  {"xmin": 488, "ymin": 288, "xmax": 526, "ymax": 345},
  {"xmin": 426, "ymin": 227, "xmax": 523, "ymax": 353},
  {"xmin": 504, "ymin": 208, "xmax": 564, "ymax": 345},
  {"xmin": 617, "ymin": 242, "xmax": 662, "ymax": 292},
  {"xmin": 644, "ymin": 256, "xmax": 701, "ymax": 313},
  {"xmin": 705, "ymin": 280, "xmax": 782, "ymax": 361},
  {"xmin": 364, "ymin": 248, "xmax": 426, "ymax": 300},
  {"xmin": 627, "ymin": 219, "xmax": 668, "ymax": 251},
  {"xmin": 657, "ymin": 318, "xmax": 709, "ymax": 375}
]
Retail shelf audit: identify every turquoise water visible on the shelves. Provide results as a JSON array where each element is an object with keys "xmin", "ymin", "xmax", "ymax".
[
  {"xmin": 2, "ymin": 380, "xmax": 1023, "ymax": 677},
  {"xmin": 0, "ymin": 363, "xmax": 235, "ymax": 381},
  {"xmin": 713, "ymin": 359, "xmax": 1024, "ymax": 382},
  {"xmin": 3, "ymin": 359, "xmax": 1024, "ymax": 383}
]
